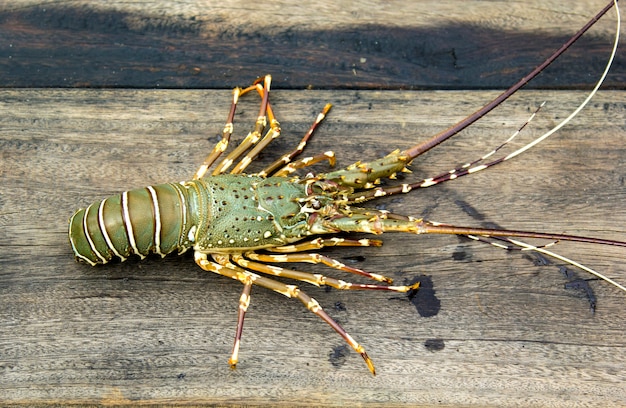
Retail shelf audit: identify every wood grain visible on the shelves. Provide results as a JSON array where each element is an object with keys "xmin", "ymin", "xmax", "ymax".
[
  {"xmin": 0, "ymin": 0, "xmax": 625, "ymax": 406},
  {"xmin": 1, "ymin": 88, "xmax": 625, "ymax": 406}
]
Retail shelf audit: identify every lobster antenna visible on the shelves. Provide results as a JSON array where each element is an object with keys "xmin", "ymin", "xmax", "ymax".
[
  {"xmin": 504, "ymin": 3, "xmax": 620, "ymax": 158},
  {"xmin": 401, "ymin": 0, "xmax": 619, "ymax": 161},
  {"xmin": 430, "ymin": 0, "xmax": 621, "ymax": 177},
  {"xmin": 348, "ymin": 0, "xmax": 620, "ymax": 203},
  {"xmin": 348, "ymin": 104, "xmax": 546, "ymax": 202},
  {"xmin": 392, "ymin": 217, "xmax": 626, "ymax": 292}
]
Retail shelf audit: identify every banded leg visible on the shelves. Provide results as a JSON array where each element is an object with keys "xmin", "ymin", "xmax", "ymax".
[
  {"xmin": 212, "ymin": 75, "xmax": 273, "ymax": 175},
  {"xmin": 272, "ymin": 151, "xmax": 336, "ymax": 177},
  {"xmin": 230, "ymin": 279, "xmax": 252, "ymax": 368},
  {"xmin": 230, "ymin": 117, "xmax": 281, "ymax": 174},
  {"xmin": 196, "ymin": 75, "xmax": 332, "ymax": 179},
  {"xmin": 261, "ymin": 237, "xmax": 390, "ymax": 283},
  {"xmin": 231, "ymin": 254, "xmax": 419, "ymax": 292},
  {"xmin": 194, "ymin": 251, "xmax": 376, "ymax": 374},
  {"xmin": 258, "ymin": 103, "xmax": 333, "ymax": 177},
  {"xmin": 193, "ymin": 86, "xmax": 241, "ymax": 180},
  {"xmin": 193, "ymin": 79, "xmax": 270, "ymax": 179},
  {"xmin": 246, "ymin": 251, "xmax": 392, "ymax": 283},
  {"xmin": 234, "ymin": 96, "xmax": 334, "ymax": 176}
]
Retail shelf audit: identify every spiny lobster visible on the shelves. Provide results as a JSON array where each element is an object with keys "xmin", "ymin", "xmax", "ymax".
[{"xmin": 69, "ymin": 0, "xmax": 625, "ymax": 375}]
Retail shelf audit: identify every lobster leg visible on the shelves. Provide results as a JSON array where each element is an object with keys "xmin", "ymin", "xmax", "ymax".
[
  {"xmin": 267, "ymin": 237, "xmax": 383, "ymax": 252},
  {"xmin": 245, "ymin": 252, "xmax": 392, "ymax": 283},
  {"xmin": 193, "ymin": 86, "xmax": 240, "ymax": 180},
  {"xmin": 272, "ymin": 151, "xmax": 336, "ymax": 177},
  {"xmin": 212, "ymin": 75, "xmax": 273, "ymax": 175},
  {"xmin": 230, "ymin": 121, "xmax": 282, "ymax": 174},
  {"xmin": 231, "ymin": 254, "xmax": 417, "ymax": 292},
  {"xmin": 194, "ymin": 251, "xmax": 376, "ymax": 374},
  {"xmin": 194, "ymin": 80, "xmax": 270, "ymax": 179},
  {"xmin": 230, "ymin": 278, "xmax": 252, "ymax": 368},
  {"xmin": 194, "ymin": 76, "xmax": 332, "ymax": 179},
  {"xmin": 258, "ymin": 103, "xmax": 333, "ymax": 177},
  {"xmin": 263, "ymin": 236, "xmax": 391, "ymax": 282}
]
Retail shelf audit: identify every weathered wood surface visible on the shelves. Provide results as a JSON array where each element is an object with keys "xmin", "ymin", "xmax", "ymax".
[
  {"xmin": 2, "ymin": 88, "xmax": 626, "ymax": 406},
  {"xmin": 1, "ymin": 0, "xmax": 625, "ymax": 407}
]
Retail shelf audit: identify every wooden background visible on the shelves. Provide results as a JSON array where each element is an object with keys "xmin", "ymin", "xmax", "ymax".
[{"xmin": 1, "ymin": 1, "xmax": 625, "ymax": 406}]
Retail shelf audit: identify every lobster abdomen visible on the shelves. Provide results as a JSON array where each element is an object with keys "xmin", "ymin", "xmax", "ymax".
[{"xmin": 69, "ymin": 182, "xmax": 193, "ymax": 265}]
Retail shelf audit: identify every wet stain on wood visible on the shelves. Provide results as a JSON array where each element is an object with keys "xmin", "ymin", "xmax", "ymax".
[{"xmin": 407, "ymin": 275, "xmax": 440, "ymax": 317}]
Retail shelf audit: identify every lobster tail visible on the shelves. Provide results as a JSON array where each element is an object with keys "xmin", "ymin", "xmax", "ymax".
[{"xmin": 68, "ymin": 183, "xmax": 193, "ymax": 265}]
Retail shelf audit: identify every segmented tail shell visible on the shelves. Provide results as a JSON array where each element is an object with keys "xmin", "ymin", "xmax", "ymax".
[{"xmin": 68, "ymin": 182, "xmax": 194, "ymax": 265}]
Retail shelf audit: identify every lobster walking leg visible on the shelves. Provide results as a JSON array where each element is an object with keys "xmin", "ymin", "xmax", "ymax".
[
  {"xmin": 213, "ymin": 76, "xmax": 275, "ymax": 175},
  {"xmin": 228, "ymin": 81, "xmax": 336, "ymax": 176},
  {"xmin": 229, "ymin": 81, "xmax": 283, "ymax": 175},
  {"xmin": 254, "ymin": 237, "xmax": 392, "ymax": 282},
  {"xmin": 245, "ymin": 252, "xmax": 393, "ymax": 283},
  {"xmin": 267, "ymin": 237, "xmax": 383, "ymax": 252},
  {"xmin": 272, "ymin": 151, "xmax": 336, "ymax": 177},
  {"xmin": 193, "ymin": 80, "xmax": 271, "ymax": 179},
  {"xmin": 193, "ymin": 87, "xmax": 240, "ymax": 180},
  {"xmin": 203, "ymin": 76, "xmax": 334, "ymax": 178},
  {"xmin": 230, "ymin": 279, "xmax": 252, "ymax": 368},
  {"xmin": 258, "ymin": 103, "xmax": 333, "ymax": 177},
  {"xmin": 231, "ymin": 254, "xmax": 418, "ymax": 292},
  {"xmin": 194, "ymin": 252, "xmax": 377, "ymax": 374}
]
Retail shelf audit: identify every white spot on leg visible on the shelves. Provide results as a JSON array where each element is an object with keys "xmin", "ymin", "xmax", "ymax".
[{"xmin": 420, "ymin": 178, "xmax": 436, "ymax": 187}]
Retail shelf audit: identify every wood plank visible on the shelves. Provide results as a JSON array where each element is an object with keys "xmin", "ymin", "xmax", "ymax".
[
  {"xmin": 1, "ymin": 0, "xmax": 625, "ymax": 405},
  {"xmin": 0, "ymin": 0, "xmax": 623, "ymax": 89},
  {"xmin": 1, "ymin": 86, "xmax": 625, "ymax": 406}
]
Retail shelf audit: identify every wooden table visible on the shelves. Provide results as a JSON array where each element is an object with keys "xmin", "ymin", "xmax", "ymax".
[{"xmin": 1, "ymin": 1, "xmax": 625, "ymax": 406}]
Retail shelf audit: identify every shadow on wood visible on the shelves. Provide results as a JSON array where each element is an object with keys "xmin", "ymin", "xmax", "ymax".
[{"xmin": 0, "ymin": 2, "xmax": 624, "ymax": 89}]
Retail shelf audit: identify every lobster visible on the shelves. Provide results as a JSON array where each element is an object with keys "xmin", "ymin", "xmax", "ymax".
[{"xmin": 69, "ymin": 0, "xmax": 625, "ymax": 375}]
